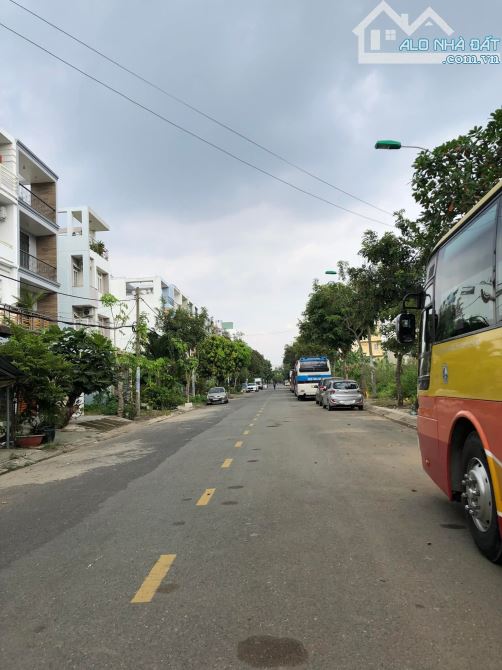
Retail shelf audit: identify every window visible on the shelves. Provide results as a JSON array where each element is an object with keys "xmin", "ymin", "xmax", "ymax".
[
  {"xmin": 385, "ymin": 29, "xmax": 396, "ymax": 40},
  {"xmin": 435, "ymin": 202, "xmax": 497, "ymax": 341},
  {"xmin": 418, "ymin": 282, "xmax": 434, "ymax": 389},
  {"xmin": 97, "ymin": 271, "xmax": 103, "ymax": 292},
  {"xmin": 72, "ymin": 256, "xmax": 83, "ymax": 287},
  {"xmin": 299, "ymin": 360, "xmax": 329, "ymax": 372},
  {"xmin": 496, "ymin": 198, "xmax": 502, "ymax": 321}
]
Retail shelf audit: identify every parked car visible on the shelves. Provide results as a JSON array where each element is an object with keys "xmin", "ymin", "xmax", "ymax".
[
  {"xmin": 246, "ymin": 382, "xmax": 259, "ymax": 392},
  {"xmin": 321, "ymin": 379, "xmax": 364, "ymax": 411},
  {"xmin": 315, "ymin": 377, "xmax": 342, "ymax": 405},
  {"xmin": 206, "ymin": 387, "xmax": 229, "ymax": 405},
  {"xmin": 241, "ymin": 383, "xmax": 248, "ymax": 393}
]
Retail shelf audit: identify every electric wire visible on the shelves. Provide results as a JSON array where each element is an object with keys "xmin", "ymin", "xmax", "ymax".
[
  {"xmin": 6, "ymin": 0, "xmax": 392, "ymax": 217},
  {"xmin": 0, "ymin": 20, "xmax": 393, "ymax": 228}
]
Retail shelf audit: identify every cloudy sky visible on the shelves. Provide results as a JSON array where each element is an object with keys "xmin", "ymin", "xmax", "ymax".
[{"xmin": 1, "ymin": 0, "xmax": 500, "ymax": 364}]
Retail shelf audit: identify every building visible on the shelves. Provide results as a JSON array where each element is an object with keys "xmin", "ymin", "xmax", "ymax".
[
  {"xmin": 0, "ymin": 129, "xmax": 59, "ymax": 330},
  {"xmin": 57, "ymin": 206, "xmax": 112, "ymax": 337},
  {"xmin": 108, "ymin": 275, "xmax": 199, "ymax": 351},
  {"xmin": 353, "ymin": 328, "xmax": 385, "ymax": 358}
]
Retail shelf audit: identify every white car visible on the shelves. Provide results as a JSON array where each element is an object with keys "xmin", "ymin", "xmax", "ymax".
[{"xmin": 247, "ymin": 382, "xmax": 259, "ymax": 392}]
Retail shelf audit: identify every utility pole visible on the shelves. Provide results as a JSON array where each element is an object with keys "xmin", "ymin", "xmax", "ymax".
[{"xmin": 135, "ymin": 287, "xmax": 141, "ymax": 417}]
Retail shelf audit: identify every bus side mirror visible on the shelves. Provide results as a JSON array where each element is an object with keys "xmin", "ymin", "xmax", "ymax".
[{"xmin": 395, "ymin": 313, "xmax": 416, "ymax": 344}]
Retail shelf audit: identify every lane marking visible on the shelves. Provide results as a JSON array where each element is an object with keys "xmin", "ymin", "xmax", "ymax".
[
  {"xmin": 196, "ymin": 488, "xmax": 216, "ymax": 506},
  {"xmin": 243, "ymin": 430, "xmax": 250, "ymax": 435},
  {"xmin": 235, "ymin": 440, "xmax": 243, "ymax": 448},
  {"xmin": 249, "ymin": 423, "xmax": 255, "ymax": 427},
  {"xmin": 131, "ymin": 554, "xmax": 176, "ymax": 604},
  {"xmin": 221, "ymin": 458, "xmax": 233, "ymax": 469}
]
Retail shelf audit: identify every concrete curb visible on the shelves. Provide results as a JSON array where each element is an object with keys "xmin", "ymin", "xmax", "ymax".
[{"xmin": 366, "ymin": 403, "xmax": 417, "ymax": 430}]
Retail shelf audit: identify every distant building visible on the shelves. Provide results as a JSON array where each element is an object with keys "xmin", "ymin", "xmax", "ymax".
[
  {"xmin": 57, "ymin": 206, "xmax": 111, "ymax": 338},
  {"xmin": 108, "ymin": 275, "xmax": 200, "ymax": 351},
  {"xmin": 0, "ymin": 129, "xmax": 59, "ymax": 330},
  {"xmin": 353, "ymin": 327, "xmax": 385, "ymax": 358}
]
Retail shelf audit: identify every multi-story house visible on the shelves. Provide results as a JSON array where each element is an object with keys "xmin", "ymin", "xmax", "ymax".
[
  {"xmin": 57, "ymin": 206, "xmax": 112, "ymax": 338},
  {"xmin": 108, "ymin": 275, "xmax": 199, "ymax": 351},
  {"xmin": 0, "ymin": 129, "xmax": 59, "ymax": 330}
]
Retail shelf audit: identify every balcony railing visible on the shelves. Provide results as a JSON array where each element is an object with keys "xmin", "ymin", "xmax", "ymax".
[
  {"xmin": 18, "ymin": 183, "xmax": 56, "ymax": 223},
  {"xmin": 20, "ymin": 250, "xmax": 57, "ymax": 282},
  {"xmin": 0, "ymin": 304, "xmax": 52, "ymax": 331},
  {"xmin": 0, "ymin": 163, "xmax": 17, "ymax": 198}
]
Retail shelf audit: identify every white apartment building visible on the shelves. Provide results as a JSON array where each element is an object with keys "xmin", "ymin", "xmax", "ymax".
[
  {"xmin": 57, "ymin": 206, "xmax": 112, "ymax": 337},
  {"xmin": 0, "ymin": 129, "xmax": 59, "ymax": 330},
  {"xmin": 109, "ymin": 275, "xmax": 200, "ymax": 351}
]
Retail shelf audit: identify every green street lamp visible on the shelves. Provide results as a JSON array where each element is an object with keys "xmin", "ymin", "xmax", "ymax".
[
  {"xmin": 375, "ymin": 139, "xmax": 428, "ymax": 152},
  {"xmin": 325, "ymin": 270, "xmax": 337, "ymax": 275}
]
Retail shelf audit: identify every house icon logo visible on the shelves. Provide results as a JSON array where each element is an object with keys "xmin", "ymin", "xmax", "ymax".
[{"xmin": 353, "ymin": 1, "xmax": 454, "ymax": 64}]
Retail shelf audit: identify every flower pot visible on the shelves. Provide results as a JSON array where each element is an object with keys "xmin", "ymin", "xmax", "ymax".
[{"xmin": 16, "ymin": 434, "xmax": 44, "ymax": 448}]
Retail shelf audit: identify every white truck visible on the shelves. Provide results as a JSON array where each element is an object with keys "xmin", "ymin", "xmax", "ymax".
[{"xmin": 254, "ymin": 377, "xmax": 264, "ymax": 390}]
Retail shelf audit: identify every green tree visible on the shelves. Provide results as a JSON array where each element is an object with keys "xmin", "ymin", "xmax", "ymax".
[
  {"xmin": 401, "ymin": 107, "xmax": 502, "ymax": 263},
  {"xmin": 0, "ymin": 326, "xmax": 71, "ymax": 427},
  {"xmin": 51, "ymin": 328, "xmax": 116, "ymax": 423}
]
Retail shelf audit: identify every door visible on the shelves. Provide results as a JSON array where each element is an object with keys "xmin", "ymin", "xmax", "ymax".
[{"xmin": 20, "ymin": 232, "xmax": 29, "ymax": 270}]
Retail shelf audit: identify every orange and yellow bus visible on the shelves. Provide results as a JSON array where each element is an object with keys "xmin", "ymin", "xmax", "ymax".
[{"xmin": 397, "ymin": 180, "xmax": 502, "ymax": 563}]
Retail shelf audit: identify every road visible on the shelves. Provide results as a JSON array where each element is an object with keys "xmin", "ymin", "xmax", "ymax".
[{"xmin": 0, "ymin": 388, "xmax": 501, "ymax": 669}]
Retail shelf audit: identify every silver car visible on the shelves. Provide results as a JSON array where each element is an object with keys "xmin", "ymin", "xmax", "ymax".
[
  {"xmin": 206, "ymin": 387, "xmax": 229, "ymax": 405},
  {"xmin": 315, "ymin": 377, "xmax": 342, "ymax": 405},
  {"xmin": 321, "ymin": 379, "xmax": 364, "ymax": 411}
]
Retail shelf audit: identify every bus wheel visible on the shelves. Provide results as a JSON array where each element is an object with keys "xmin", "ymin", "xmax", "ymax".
[{"xmin": 461, "ymin": 432, "xmax": 502, "ymax": 564}]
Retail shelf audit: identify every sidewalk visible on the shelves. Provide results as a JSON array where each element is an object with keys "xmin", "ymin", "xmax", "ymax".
[
  {"xmin": 0, "ymin": 413, "xmax": 172, "ymax": 476},
  {"xmin": 365, "ymin": 401, "xmax": 418, "ymax": 429}
]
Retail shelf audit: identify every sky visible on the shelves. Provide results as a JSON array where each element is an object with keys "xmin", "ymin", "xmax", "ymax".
[{"xmin": 1, "ymin": 0, "xmax": 500, "ymax": 365}]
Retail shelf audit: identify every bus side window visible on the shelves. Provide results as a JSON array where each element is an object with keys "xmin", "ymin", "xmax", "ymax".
[
  {"xmin": 435, "ymin": 201, "xmax": 497, "ymax": 341},
  {"xmin": 497, "ymin": 198, "xmax": 502, "ymax": 321},
  {"xmin": 418, "ymin": 287, "xmax": 433, "ymax": 388}
]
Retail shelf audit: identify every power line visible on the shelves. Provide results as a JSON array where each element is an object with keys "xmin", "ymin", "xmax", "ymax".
[
  {"xmin": 7, "ymin": 0, "xmax": 392, "ymax": 218},
  {"xmin": 0, "ymin": 21, "xmax": 393, "ymax": 228},
  {"xmin": 0, "ymin": 270, "xmax": 134, "ymax": 303},
  {"xmin": 140, "ymin": 297, "xmax": 159, "ymax": 317}
]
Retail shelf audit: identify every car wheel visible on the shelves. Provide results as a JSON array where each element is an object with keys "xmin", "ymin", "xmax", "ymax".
[
  {"xmin": 358, "ymin": 405, "xmax": 364, "ymax": 411},
  {"xmin": 461, "ymin": 432, "xmax": 502, "ymax": 564}
]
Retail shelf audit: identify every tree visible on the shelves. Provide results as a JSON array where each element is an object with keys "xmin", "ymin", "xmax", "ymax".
[
  {"xmin": 0, "ymin": 325, "xmax": 71, "ymax": 427},
  {"xmin": 400, "ymin": 107, "xmax": 502, "ymax": 263},
  {"xmin": 51, "ymin": 328, "xmax": 116, "ymax": 423},
  {"xmin": 100, "ymin": 293, "xmax": 130, "ymax": 348}
]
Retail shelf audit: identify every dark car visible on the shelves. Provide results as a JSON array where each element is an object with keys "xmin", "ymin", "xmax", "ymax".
[{"xmin": 206, "ymin": 387, "xmax": 229, "ymax": 405}]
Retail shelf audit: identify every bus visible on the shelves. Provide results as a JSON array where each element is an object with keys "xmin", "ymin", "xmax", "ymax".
[
  {"xmin": 396, "ymin": 180, "xmax": 502, "ymax": 563},
  {"xmin": 293, "ymin": 356, "xmax": 332, "ymax": 400}
]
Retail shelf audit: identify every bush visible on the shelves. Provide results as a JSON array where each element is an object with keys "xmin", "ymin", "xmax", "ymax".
[
  {"xmin": 142, "ymin": 384, "xmax": 185, "ymax": 410},
  {"xmin": 85, "ymin": 390, "xmax": 118, "ymax": 416}
]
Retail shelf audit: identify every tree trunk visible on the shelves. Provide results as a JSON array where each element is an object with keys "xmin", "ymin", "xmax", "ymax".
[
  {"xmin": 396, "ymin": 352, "xmax": 404, "ymax": 407},
  {"xmin": 117, "ymin": 380, "xmax": 124, "ymax": 417},
  {"xmin": 367, "ymin": 328, "xmax": 377, "ymax": 398}
]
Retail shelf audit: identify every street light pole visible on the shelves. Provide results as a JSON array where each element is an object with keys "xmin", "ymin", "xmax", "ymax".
[
  {"xmin": 374, "ymin": 139, "xmax": 429, "ymax": 152},
  {"xmin": 135, "ymin": 287, "xmax": 141, "ymax": 418}
]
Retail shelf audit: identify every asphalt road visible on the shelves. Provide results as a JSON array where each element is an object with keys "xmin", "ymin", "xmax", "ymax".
[{"xmin": 0, "ymin": 389, "xmax": 501, "ymax": 669}]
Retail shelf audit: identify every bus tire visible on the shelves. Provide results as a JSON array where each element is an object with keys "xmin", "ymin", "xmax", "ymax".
[{"xmin": 461, "ymin": 432, "xmax": 502, "ymax": 564}]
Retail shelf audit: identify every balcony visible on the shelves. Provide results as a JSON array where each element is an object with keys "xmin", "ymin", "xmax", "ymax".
[
  {"xmin": 18, "ymin": 182, "xmax": 56, "ymax": 224},
  {"xmin": 0, "ymin": 304, "xmax": 52, "ymax": 331},
  {"xmin": 20, "ymin": 250, "xmax": 57, "ymax": 282},
  {"xmin": 0, "ymin": 163, "xmax": 17, "ymax": 201}
]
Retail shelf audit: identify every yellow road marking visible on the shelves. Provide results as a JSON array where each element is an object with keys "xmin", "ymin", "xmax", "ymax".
[
  {"xmin": 249, "ymin": 423, "xmax": 255, "ymax": 427},
  {"xmin": 196, "ymin": 488, "xmax": 216, "ymax": 506},
  {"xmin": 243, "ymin": 430, "xmax": 250, "ymax": 435},
  {"xmin": 221, "ymin": 458, "xmax": 233, "ymax": 469},
  {"xmin": 235, "ymin": 440, "xmax": 243, "ymax": 448},
  {"xmin": 131, "ymin": 554, "xmax": 176, "ymax": 604}
]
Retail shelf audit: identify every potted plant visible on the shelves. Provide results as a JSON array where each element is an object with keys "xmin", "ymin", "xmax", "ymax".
[{"xmin": 15, "ymin": 410, "xmax": 44, "ymax": 448}]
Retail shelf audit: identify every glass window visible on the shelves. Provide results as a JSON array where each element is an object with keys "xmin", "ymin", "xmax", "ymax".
[
  {"xmin": 496, "ymin": 200, "xmax": 502, "ymax": 321},
  {"xmin": 435, "ymin": 202, "xmax": 497, "ymax": 341},
  {"xmin": 385, "ymin": 29, "xmax": 396, "ymax": 40},
  {"xmin": 332, "ymin": 381, "xmax": 358, "ymax": 390}
]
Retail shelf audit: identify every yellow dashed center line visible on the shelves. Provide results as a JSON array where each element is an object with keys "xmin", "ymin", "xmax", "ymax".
[
  {"xmin": 221, "ymin": 458, "xmax": 233, "ymax": 469},
  {"xmin": 196, "ymin": 488, "xmax": 216, "ymax": 506},
  {"xmin": 243, "ymin": 430, "xmax": 250, "ymax": 435},
  {"xmin": 131, "ymin": 554, "xmax": 176, "ymax": 604},
  {"xmin": 249, "ymin": 423, "xmax": 255, "ymax": 427},
  {"xmin": 235, "ymin": 440, "xmax": 243, "ymax": 448}
]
